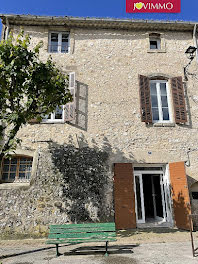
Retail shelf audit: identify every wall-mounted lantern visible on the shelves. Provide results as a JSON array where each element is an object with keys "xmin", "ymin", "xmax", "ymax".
[{"xmin": 184, "ymin": 46, "xmax": 197, "ymax": 80}]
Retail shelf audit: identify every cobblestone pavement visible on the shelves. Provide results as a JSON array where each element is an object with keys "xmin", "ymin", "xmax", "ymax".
[{"xmin": 0, "ymin": 229, "xmax": 198, "ymax": 264}]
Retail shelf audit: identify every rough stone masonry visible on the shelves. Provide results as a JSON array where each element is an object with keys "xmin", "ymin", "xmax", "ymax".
[{"xmin": 1, "ymin": 15, "xmax": 198, "ymax": 237}]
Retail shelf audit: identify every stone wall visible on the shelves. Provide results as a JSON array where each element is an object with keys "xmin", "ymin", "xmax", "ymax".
[
  {"xmin": 0, "ymin": 141, "xmax": 114, "ymax": 238},
  {"xmin": 1, "ymin": 23, "xmax": 198, "ymax": 236}
]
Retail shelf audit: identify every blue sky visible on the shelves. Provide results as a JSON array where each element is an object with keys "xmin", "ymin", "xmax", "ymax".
[{"xmin": 0, "ymin": 0, "xmax": 198, "ymax": 34}]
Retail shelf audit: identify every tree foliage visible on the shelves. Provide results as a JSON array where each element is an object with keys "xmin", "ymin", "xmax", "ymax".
[{"xmin": 0, "ymin": 31, "xmax": 72, "ymax": 156}]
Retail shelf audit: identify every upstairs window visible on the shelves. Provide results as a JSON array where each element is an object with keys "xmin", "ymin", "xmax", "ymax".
[
  {"xmin": 139, "ymin": 75, "xmax": 187, "ymax": 124},
  {"xmin": 42, "ymin": 72, "xmax": 76, "ymax": 123},
  {"xmin": 1, "ymin": 156, "xmax": 33, "ymax": 183},
  {"xmin": 149, "ymin": 33, "xmax": 161, "ymax": 50},
  {"xmin": 150, "ymin": 80, "xmax": 170, "ymax": 122},
  {"xmin": 49, "ymin": 32, "xmax": 70, "ymax": 53},
  {"xmin": 43, "ymin": 105, "xmax": 65, "ymax": 122}
]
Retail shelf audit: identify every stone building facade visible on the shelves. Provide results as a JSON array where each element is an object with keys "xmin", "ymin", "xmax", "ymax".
[{"xmin": 0, "ymin": 14, "xmax": 198, "ymax": 237}]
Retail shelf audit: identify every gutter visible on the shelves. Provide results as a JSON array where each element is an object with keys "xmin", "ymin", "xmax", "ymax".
[{"xmin": 193, "ymin": 23, "xmax": 198, "ymax": 64}]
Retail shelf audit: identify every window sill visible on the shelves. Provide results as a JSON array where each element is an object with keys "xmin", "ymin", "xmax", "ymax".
[
  {"xmin": 0, "ymin": 182, "xmax": 30, "ymax": 190},
  {"xmin": 41, "ymin": 121, "xmax": 65, "ymax": 124},
  {"xmin": 153, "ymin": 122, "xmax": 175, "ymax": 127},
  {"xmin": 47, "ymin": 51, "xmax": 70, "ymax": 54},
  {"xmin": 147, "ymin": 49, "xmax": 166, "ymax": 53}
]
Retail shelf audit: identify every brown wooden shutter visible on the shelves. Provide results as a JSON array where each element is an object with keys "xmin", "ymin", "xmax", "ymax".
[
  {"xmin": 114, "ymin": 163, "xmax": 136, "ymax": 229},
  {"xmin": 171, "ymin": 77, "xmax": 187, "ymax": 124},
  {"xmin": 64, "ymin": 72, "xmax": 76, "ymax": 122},
  {"xmin": 139, "ymin": 75, "xmax": 152, "ymax": 123},
  {"xmin": 169, "ymin": 161, "xmax": 191, "ymax": 230}
]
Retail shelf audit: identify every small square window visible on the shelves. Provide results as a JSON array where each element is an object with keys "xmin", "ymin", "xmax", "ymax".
[
  {"xmin": 49, "ymin": 32, "xmax": 70, "ymax": 53},
  {"xmin": 150, "ymin": 38, "xmax": 161, "ymax": 50},
  {"xmin": 149, "ymin": 33, "xmax": 161, "ymax": 50},
  {"xmin": 1, "ymin": 156, "xmax": 33, "ymax": 183}
]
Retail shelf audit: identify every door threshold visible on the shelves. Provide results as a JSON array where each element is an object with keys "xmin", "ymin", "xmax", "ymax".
[{"xmin": 137, "ymin": 221, "xmax": 172, "ymax": 228}]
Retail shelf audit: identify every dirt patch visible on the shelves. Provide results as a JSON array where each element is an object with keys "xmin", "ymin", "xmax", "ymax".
[
  {"xmin": 10, "ymin": 263, "xmax": 33, "ymax": 264},
  {"xmin": 102, "ymin": 256, "xmax": 138, "ymax": 264},
  {"xmin": 117, "ymin": 228, "xmax": 193, "ymax": 244},
  {"xmin": 0, "ymin": 239, "xmax": 46, "ymax": 247}
]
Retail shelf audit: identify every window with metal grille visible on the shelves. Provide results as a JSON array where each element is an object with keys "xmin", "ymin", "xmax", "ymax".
[
  {"xmin": 48, "ymin": 32, "xmax": 70, "ymax": 53},
  {"xmin": 1, "ymin": 156, "xmax": 33, "ymax": 182}
]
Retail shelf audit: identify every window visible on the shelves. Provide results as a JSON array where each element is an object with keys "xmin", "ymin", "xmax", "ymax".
[
  {"xmin": 139, "ymin": 75, "xmax": 187, "ymax": 124},
  {"xmin": 192, "ymin": 192, "xmax": 198, "ymax": 200},
  {"xmin": 150, "ymin": 38, "xmax": 161, "ymax": 50},
  {"xmin": 149, "ymin": 33, "xmax": 161, "ymax": 50},
  {"xmin": 49, "ymin": 32, "xmax": 70, "ymax": 53},
  {"xmin": 150, "ymin": 80, "xmax": 171, "ymax": 122},
  {"xmin": 43, "ymin": 105, "xmax": 65, "ymax": 122},
  {"xmin": 1, "ymin": 156, "xmax": 33, "ymax": 183},
  {"xmin": 42, "ymin": 72, "xmax": 76, "ymax": 123}
]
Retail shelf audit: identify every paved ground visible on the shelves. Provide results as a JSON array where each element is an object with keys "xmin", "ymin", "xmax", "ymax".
[{"xmin": 0, "ymin": 229, "xmax": 198, "ymax": 264}]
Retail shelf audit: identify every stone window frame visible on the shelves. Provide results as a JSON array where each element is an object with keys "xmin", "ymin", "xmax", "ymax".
[
  {"xmin": 0, "ymin": 149, "xmax": 37, "ymax": 189},
  {"xmin": 147, "ymin": 32, "xmax": 166, "ymax": 53},
  {"xmin": 48, "ymin": 31, "xmax": 70, "ymax": 54}
]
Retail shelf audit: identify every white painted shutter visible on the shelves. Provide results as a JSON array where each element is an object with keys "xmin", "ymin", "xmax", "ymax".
[{"xmin": 64, "ymin": 72, "xmax": 76, "ymax": 122}]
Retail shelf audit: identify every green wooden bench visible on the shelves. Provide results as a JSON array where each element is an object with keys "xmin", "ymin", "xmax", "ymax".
[{"xmin": 46, "ymin": 222, "xmax": 117, "ymax": 257}]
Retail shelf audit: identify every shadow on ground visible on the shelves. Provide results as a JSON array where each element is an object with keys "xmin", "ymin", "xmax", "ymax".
[
  {"xmin": 0, "ymin": 245, "xmax": 65, "ymax": 260},
  {"xmin": 117, "ymin": 228, "xmax": 187, "ymax": 238},
  {"xmin": 0, "ymin": 243, "xmax": 140, "ymax": 261},
  {"xmin": 63, "ymin": 244, "xmax": 139, "ymax": 256}
]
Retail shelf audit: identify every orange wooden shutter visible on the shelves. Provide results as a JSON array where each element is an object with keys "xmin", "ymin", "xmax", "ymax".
[
  {"xmin": 64, "ymin": 72, "xmax": 76, "ymax": 122},
  {"xmin": 139, "ymin": 75, "xmax": 152, "ymax": 123},
  {"xmin": 114, "ymin": 163, "xmax": 136, "ymax": 229},
  {"xmin": 171, "ymin": 77, "xmax": 187, "ymax": 124},
  {"xmin": 169, "ymin": 161, "xmax": 191, "ymax": 230}
]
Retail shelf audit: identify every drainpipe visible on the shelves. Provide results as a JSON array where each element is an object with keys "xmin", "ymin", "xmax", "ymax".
[
  {"xmin": 5, "ymin": 17, "xmax": 10, "ymax": 40},
  {"xmin": 193, "ymin": 23, "xmax": 198, "ymax": 64}
]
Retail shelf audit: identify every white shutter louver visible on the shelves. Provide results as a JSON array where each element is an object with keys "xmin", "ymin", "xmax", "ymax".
[{"xmin": 64, "ymin": 72, "xmax": 76, "ymax": 122}]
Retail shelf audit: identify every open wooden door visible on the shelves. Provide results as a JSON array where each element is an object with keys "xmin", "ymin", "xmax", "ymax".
[
  {"xmin": 169, "ymin": 161, "xmax": 191, "ymax": 230},
  {"xmin": 114, "ymin": 163, "xmax": 136, "ymax": 229}
]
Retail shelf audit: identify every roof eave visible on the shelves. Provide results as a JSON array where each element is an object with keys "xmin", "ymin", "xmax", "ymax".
[{"xmin": 0, "ymin": 14, "xmax": 197, "ymax": 32}]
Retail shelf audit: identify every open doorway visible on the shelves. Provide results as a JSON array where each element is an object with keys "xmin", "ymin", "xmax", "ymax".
[
  {"xmin": 134, "ymin": 166, "xmax": 172, "ymax": 227},
  {"xmin": 143, "ymin": 174, "xmax": 163, "ymax": 222}
]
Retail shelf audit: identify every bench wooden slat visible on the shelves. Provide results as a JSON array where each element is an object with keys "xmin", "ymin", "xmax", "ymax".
[
  {"xmin": 46, "ymin": 237, "xmax": 117, "ymax": 244},
  {"xmin": 49, "ymin": 226, "xmax": 116, "ymax": 233},
  {"xmin": 50, "ymin": 223, "xmax": 115, "ymax": 229},
  {"xmin": 48, "ymin": 232, "xmax": 116, "ymax": 239}
]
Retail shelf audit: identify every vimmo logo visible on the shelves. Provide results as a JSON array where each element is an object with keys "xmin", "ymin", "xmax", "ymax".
[{"xmin": 126, "ymin": 0, "xmax": 181, "ymax": 13}]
